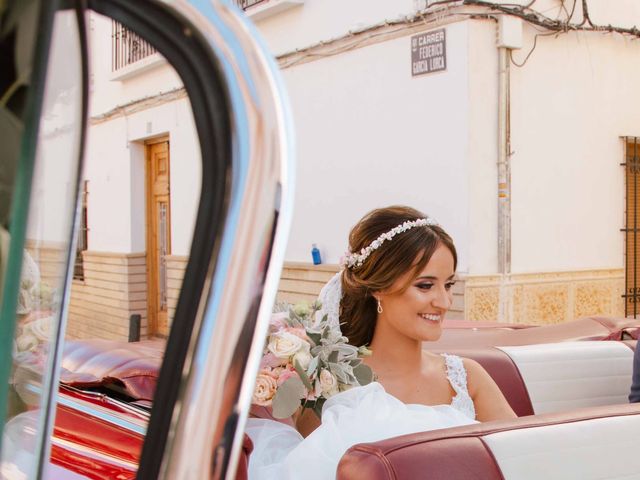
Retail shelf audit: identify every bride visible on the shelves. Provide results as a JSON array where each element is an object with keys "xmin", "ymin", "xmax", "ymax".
[{"xmin": 246, "ymin": 205, "xmax": 516, "ymax": 479}]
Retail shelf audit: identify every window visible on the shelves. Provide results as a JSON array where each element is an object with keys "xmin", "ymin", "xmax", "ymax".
[
  {"xmin": 623, "ymin": 137, "xmax": 640, "ymax": 317},
  {"xmin": 111, "ymin": 20, "xmax": 157, "ymax": 71}
]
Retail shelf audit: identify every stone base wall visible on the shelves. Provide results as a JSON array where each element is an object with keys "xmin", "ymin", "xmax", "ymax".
[
  {"xmin": 464, "ymin": 269, "xmax": 625, "ymax": 324},
  {"xmin": 166, "ymin": 254, "xmax": 188, "ymax": 332},
  {"xmin": 68, "ymin": 251, "xmax": 147, "ymax": 341}
]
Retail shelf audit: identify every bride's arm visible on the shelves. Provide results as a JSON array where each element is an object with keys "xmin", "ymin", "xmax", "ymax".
[{"xmin": 463, "ymin": 358, "xmax": 518, "ymax": 422}]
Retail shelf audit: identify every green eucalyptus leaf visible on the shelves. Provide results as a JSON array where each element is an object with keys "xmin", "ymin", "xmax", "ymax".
[
  {"xmin": 353, "ymin": 363, "xmax": 374, "ymax": 386},
  {"xmin": 306, "ymin": 355, "xmax": 319, "ymax": 377},
  {"xmin": 307, "ymin": 332, "xmax": 321, "ymax": 345},
  {"xmin": 271, "ymin": 376, "xmax": 305, "ymax": 419},
  {"xmin": 328, "ymin": 362, "xmax": 349, "ymax": 383},
  {"xmin": 293, "ymin": 360, "xmax": 313, "ymax": 390},
  {"xmin": 328, "ymin": 350, "xmax": 338, "ymax": 363}
]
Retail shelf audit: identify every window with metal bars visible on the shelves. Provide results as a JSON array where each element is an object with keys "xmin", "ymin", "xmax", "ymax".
[
  {"xmin": 73, "ymin": 181, "xmax": 88, "ymax": 281},
  {"xmin": 234, "ymin": 0, "xmax": 268, "ymax": 9},
  {"xmin": 623, "ymin": 137, "xmax": 640, "ymax": 317},
  {"xmin": 112, "ymin": 20, "xmax": 158, "ymax": 71}
]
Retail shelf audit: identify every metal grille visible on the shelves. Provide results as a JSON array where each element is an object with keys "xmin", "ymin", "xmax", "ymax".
[
  {"xmin": 623, "ymin": 137, "xmax": 640, "ymax": 317},
  {"xmin": 234, "ymin": 0, "xmax": 268, "ymax": 9},
  {"xmin": 73, "ymin": 181, "xmax": 88, "ymax": 281},
  {"xmin": 111, "ymin": 21, "xmax": 157, "ymax": 71}
]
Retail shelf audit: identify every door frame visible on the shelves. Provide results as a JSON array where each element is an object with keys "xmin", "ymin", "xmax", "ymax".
[{"xmin": 145, "ymin": 135, "xmax": 171, "ymax": 337}]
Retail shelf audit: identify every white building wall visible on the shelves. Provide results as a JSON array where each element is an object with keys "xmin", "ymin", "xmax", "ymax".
[
  {"xmin": 281, "ymin": 22, "xmax": 471, "ymax": 271},
  {"xmin": 467, "ymin": 20, "xmax": 499, "ymax": 275},
  {"xmin": 252, "ymin": 1, "xmax": 640, "ymax": 277},
  {"xmin": 255, "ymin": 0, "xmax": 417, "ymax": 56},
  {"xmin": 85, "ymin": 97, "xmax": 200, "ymax": 255},
  {"xmin": 89, "ymin": 14, "xmax": 182, "ymax": 117},
  {"xmin": 509, "ymin": 25, "xmax": 640, "ymax": 273}
]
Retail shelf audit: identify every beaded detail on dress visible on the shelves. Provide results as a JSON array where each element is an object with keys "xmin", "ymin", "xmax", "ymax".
[{"xmin": 441, "ymin": 354, "xmax": 476, "ymax": 420}]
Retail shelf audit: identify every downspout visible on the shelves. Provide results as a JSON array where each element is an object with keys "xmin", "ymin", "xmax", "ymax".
[
  {"xmin": 496, "ymin": 16, "xmax": 521, "ymax": 322},
  {"xmin": 497, "ymin": 45, "xmax": 511, "ymax": 322}
]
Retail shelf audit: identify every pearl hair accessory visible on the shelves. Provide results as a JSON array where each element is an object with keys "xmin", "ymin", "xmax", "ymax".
[{"xmin": 341, "ymin": 217, "xmax": 438, "ymax": 269}]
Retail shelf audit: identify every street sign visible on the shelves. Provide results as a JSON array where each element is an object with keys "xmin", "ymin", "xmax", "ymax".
[{"xmin": 411, "ymin": 28, "xmax": 446, "ymax": 77}]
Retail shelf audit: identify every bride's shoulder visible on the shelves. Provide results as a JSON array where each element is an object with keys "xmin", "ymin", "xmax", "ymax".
[{"xmin": 437, "ymin": 353, "xmax": 491, "ymax": 392}]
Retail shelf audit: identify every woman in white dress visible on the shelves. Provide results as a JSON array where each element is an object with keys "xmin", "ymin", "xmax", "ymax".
[{"xmin": 246, "ymin": 205, "xmax": 516, "ymax": 479}]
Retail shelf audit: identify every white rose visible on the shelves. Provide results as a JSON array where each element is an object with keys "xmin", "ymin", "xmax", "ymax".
[
  {"xmin": 16, "ymin": 333, "xmax": 38, "ymax": 352},
  {"xmin": 319, "ymin": 369, "xmax": 338, "ymax": 397},
  {"xmin": 26, "ymin": 316, "xmax": 52, "ymax": 341},
  {"xmin": 293, "ymin": 350, "xmax": 312, "ymax": 370},
  {"xmin": 268, "ymin": 331, "xmax": 305, "ymax": 359}
]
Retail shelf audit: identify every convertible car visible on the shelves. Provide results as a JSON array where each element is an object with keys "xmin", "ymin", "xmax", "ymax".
[
  {"xmin": 4, "ymin": 316, "xmax": 639, "ymax": 479},
  {"xmin": 0, "ymin": 0, "xmax": 639, "ymax": 479}
]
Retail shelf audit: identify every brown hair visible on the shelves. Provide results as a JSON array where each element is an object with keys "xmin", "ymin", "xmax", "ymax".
[{"xmin": 340, "ymin": 205, "xmax": 457, "ymax": 347}]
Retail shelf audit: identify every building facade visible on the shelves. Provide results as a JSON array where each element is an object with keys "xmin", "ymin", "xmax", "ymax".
[{"xmin": 72, "ymin": 0, "xmax": 640, "ymax": 340}]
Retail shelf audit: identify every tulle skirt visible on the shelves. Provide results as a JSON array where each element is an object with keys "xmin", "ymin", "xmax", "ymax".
[{"xmin": 245, "ymin": 382, "xmax": 477, "ymax": 480}]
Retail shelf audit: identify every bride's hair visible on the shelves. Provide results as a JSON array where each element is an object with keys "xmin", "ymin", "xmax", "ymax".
[{"xmin": 340, "ymin": 205, "xmax": 457, "ymax": 346}]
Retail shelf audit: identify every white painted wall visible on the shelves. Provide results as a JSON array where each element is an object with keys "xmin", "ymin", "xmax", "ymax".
[
  {"xmin": 84, "ymin": 1, "xmax": 640, "ymax": 279},
  {"xmin": 466, "ymin": 21, "xmax": 499, "ymax": 275},
  {"xmin": 27, "ymin": 11, "xmax": 83, "ymax": 246},
  {"xmin": 89, "ymin": 14, "xmax": 182, "ymax": 117},
  {"xmin": 509, "ymin": 25, "xmax": 639, "ymax": 273},
  {"xmin": 85, "ymin": 97, "xmax": 200, "ymax": 255},
  {"xmin": 252, "ymin": 0, "xmax": 417, "ymax": 55},
  {"xmin": 281, "ymin": 22, "xmax": 471, "ymax": 272}
]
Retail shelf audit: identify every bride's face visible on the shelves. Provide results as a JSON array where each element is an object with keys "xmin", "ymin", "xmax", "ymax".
[{"xmin": 375, "ymin": 243, "xmax": 455, "ymax": 342}]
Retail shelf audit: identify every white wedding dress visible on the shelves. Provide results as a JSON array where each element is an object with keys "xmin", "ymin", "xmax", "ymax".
[{"xmin": 245, "ymin": 354, "xmax": 477, "ymax": 480}]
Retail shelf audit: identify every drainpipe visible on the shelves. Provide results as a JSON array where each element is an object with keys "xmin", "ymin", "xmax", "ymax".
[
  {"xmin": 497, "ymin": 45, "xmax": 511, "ymax": 322},
  {"xmin": 496, "ymin": 16, "xmax": 521, "ymax": 322}
]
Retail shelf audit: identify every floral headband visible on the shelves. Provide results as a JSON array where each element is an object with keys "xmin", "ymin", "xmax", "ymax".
[{"xmin": 341, "ymin": 217, "xmax": 438, "ymax": 269}]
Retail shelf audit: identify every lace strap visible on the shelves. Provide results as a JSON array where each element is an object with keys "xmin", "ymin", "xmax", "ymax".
[
  {"xmin": 441, "ymin": 354, "xmax": 476, "ymax": 420},
  {"xmin": 442, "ymin": 354, "xmax": 469, "ymax": 396}
]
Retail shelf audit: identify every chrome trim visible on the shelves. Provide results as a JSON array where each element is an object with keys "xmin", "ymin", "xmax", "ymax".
[
  {"xmin": 20, "ymin": 380, "xmax": 150, "ymax": 437},
  {"xmin": 52, "ymin": 436, "xmax": 140, "ymax": 470},
  {"xmin": 56, "ymin": 394, "xmax": 148, "ymax": 436},
  {"xmin": 156, "ymin": 1, "xmax": 295, "ymax": 479}
]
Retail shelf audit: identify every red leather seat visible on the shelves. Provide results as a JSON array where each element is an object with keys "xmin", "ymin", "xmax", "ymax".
[
  {"xmin": 60, "ymin": 339, "xmax": 163, "ymax": 402},
  {"xmin": 337, "ymin": 403, "xmax": 640, "ymax": 480},
  {"xmin": 432, "ymin": 316, "xmax": 640, "ymax": 349}
]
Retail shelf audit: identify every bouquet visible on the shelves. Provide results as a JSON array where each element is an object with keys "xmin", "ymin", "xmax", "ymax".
[{"xmin": 252, "ymin": 301, "xmax": 373, "ymax": 419}]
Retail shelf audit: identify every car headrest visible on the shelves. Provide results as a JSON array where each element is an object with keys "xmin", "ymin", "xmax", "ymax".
[{"xmin": 60, "ymin": 339, "xmax": 162, "ymax": 402}]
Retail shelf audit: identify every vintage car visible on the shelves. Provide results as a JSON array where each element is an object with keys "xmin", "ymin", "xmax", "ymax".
[{"xmin": 1, "ymin": 1, "xmax": 640, "ymax": 480}]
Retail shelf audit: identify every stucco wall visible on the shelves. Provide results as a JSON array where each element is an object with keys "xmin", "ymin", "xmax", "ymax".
[
  {"xmin": 85, "ymin": 96, "xmax": 200, "ymax": 256},
  {"xmin": 280, "ymin": 22, "xmax": 471, "ymax": 271},
  {"xmin": 509, "ymin": 25, "xmax": 640, "ymax": 273}
]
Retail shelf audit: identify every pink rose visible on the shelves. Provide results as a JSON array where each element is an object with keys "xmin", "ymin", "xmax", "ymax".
[
  {"xmin": 260, "ymin": 352, "xmax": 286, "ymax": 369},
  {"xmin": 252, "ymin": 369, "xmax": 278, "ymax": 406},
  {"xmin": 284, "ymin": 327, "xmax": 312, "ymax": 344},
  {"xmin": 277, "ymin": 367, "xmax": 300, "ymax": 387},
  {"xmin": 269, "ymin": 312, "xmax": 289, "ymax": 332}
]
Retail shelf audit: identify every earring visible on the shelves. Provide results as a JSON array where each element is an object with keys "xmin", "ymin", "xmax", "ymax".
[{"xmin": 377, "ymin": 299, "xmax": 383, "ymax": 314}]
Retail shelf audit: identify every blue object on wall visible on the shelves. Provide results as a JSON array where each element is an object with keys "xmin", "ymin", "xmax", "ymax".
[{"xmin": 311, "ymin": 244, "xmax": 322, "ymax": 265}]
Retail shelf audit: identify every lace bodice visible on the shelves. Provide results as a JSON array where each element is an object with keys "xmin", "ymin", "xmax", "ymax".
[{"xmin": 442, "ymin": 354, "xmax": 476, "ymax": 420}]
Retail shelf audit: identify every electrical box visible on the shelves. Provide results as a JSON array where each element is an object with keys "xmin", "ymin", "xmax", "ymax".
[{"xmin": 497, "ymin": 15, "xmax": 523, "ymax": 49}]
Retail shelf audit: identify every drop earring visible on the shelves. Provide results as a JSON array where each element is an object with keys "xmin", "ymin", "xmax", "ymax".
[{"xmin": 377, "ymin": 299, "xmax": 383, "ymax": 314}]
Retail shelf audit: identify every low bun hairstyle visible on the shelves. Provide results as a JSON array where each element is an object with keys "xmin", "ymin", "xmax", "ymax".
[{"xmin": 340, "ymin": 206, "xmax": 457, "ymax": 347}]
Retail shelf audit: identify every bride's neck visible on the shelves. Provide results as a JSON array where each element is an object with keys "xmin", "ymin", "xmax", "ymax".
[{"xmin": 368, "ymin": 323, "xmax": 423, "ymax": 375}]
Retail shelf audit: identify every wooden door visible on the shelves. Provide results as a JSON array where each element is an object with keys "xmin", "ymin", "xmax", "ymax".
[{"xmin": 146, "ymin": 139, "xmax": 171, "ymax": 336}]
